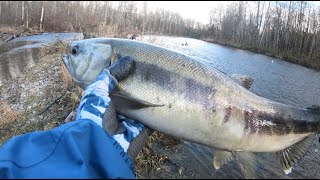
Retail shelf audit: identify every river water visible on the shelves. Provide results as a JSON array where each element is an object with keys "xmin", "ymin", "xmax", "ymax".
[
  {"xmin": 139, "ymin": 35, "xmax": 320, "ymax": 179},
  {"xmin": 0, "ymin": 33, "xmax": 319, "ymax": 178}
]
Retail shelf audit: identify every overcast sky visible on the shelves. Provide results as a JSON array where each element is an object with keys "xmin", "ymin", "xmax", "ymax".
[
  {"xmin": 135, "ymin": 1, "xmax": 320, "ymax": 25},
  {"xmin": 136, "ymin": 1, "xmax": 232, "ymax": 25}
]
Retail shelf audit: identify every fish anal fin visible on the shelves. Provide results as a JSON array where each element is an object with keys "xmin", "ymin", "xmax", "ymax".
[
  {"xmin": 127, "ymin": 127, "xmax": 154, "ymax": 159},
  {"xmin": 102, "ymin": 102, "xmax": 126, "ymax": 135},
  {"xmin": 233, "ymin": 151, "xmax": 259, "ymax": 179},
  {"xmin": 276, "ymin": 136, "xmax": 313, "ymax": 174},
  {"xmin": 213, "ymin": 150, "xmax": 233, "ymax": 170},
  {"xmin": 110, "ymin": 91, "xmax": 164, "ymax": 110},
  {"xmin": 230, "ymin": 74, "xmax": 254, "ymax": 89}
]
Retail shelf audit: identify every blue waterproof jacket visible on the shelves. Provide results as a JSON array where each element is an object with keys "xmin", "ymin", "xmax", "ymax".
[{"xmin": 0, "ymin": 70, "xmax": 143, "ymax": 178}]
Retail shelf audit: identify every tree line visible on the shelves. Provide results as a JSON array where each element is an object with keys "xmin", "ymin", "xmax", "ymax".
[
  {"xmin": 0, "ymin": 1, "xmax": 204, "ymax": 38},
  {"xmin": 207, "ymin": 1, "xmax": 320, "ymax": 70}
]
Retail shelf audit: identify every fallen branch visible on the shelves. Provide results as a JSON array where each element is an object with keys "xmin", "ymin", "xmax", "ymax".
[
  {"xmin": 4, "ymin": 35, "xmax": 16, "ymax": 42},
  {"xmin": 38, "ymin": 91, "xmax": 68, "ymax": 115}
]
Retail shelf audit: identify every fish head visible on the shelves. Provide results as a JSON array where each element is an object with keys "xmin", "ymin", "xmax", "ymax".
[{"xmin": 61, "ymin": 40, "xmax": 113, "ymax": 89}]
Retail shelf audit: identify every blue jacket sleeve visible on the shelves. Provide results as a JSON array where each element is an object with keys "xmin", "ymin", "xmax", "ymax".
[{"xmin": 0, "ymin": 70, "xmax": 136, "ymax": 178}]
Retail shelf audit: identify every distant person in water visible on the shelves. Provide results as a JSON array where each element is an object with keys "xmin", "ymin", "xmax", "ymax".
[{"xmin": 0, "ymin": 56, "xmax": 149, "ymax": 178}]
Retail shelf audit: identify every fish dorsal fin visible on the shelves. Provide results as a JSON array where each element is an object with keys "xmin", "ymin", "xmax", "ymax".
[
  {"xmin": 110, "ymin": 90, "xmax": 164, "ymax": 110},
  {"xmin": 233, "ymin": 151, "xmax": 259, "ymax": 179},
  {"xmin": 306, "ymin": 105, "xmax": 320, "ymax": 112},
  {"xmin": 276, "ymin": 136, "xmax": 313, "ymax": 174},
  {"xmin": 230, "ymin": 74, "xmax": 254, "ymax": 89},
  {"xmin": 213, "ymin": 150, "xmax": 233, "ymax": 170}
]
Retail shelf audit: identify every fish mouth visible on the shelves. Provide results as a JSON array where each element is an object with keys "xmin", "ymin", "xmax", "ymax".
[
  {"xmin": 61, "ymin": 54, "xmax": 73, "ymax": 74},
  {"xmin": 61, "ymin": 54, "xmax": 81, "ymax": 82},
  {"xmin": 61, "ymin": 54, "xmax": 92, "ymax": 88},
  {"xmin": 61, "ymin": 54, "xmax": 68, "ymax": 65}
]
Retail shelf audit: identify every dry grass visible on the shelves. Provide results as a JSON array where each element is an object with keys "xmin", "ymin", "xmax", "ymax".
[
  {"xmin": 134, "ymin": 131, "xmax": 182, "ymax": 179},
  {"xmin": 60, "ymin": 62, "xmax": 74, "ymax": 89},
  {"xmin": 134, "ymin": 132, "xmax": 166, "ymax": 178},
  {"xmin": 0, "ymin": 102, "xmax": 22, "ymax": 126},
  {"xmin": 38, "ymin": 39, "xmax": 74, "ymax": 89},
  {"xmin": 0, "ymin": 25, "xmax": 44, "ymax": 37},
  {"xmin": 42, "ymin": 38, "xmax": 69, "ymax": 54},
  {"xmin": 94, "ymin": 23, "xmax": 119, "ymax": 38},
  {"xmin": 88, "ymin": 22, "xmax": 140, "ymax": 39},
  {"xmin": 0, "ymin": 41, "xmax": 83, "ymax": 145},
  {"xmin": 0, "ymin": 26, "xmax": 18, "ymax": 34}
]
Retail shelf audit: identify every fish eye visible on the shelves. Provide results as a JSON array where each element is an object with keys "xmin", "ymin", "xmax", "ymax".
[{"xmin": 71, "ymin": 45, "xmax": 79, "ymax": 55}]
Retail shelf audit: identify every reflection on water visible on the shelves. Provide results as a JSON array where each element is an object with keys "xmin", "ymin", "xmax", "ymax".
[
  {"xmin": 0, "ymin": 33, "xmax": 83, "ymax": 86},
  {"xmin": 140, "ymin": 35, "xmax": 320, "ymax": 178}
]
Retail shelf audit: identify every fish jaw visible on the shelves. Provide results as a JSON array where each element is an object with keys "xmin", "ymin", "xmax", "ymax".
[
  {"xmin": 61, "ymin": 54, "xmax": 89, "ymax": 89},
  {"xmin": 61, "ymin": 54, "xmax": 73, "ymax": 74}
]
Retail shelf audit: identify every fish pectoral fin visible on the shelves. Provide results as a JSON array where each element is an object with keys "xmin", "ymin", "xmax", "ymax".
[
  {"xmin": 110, "ymin": 91, "xmax": 164, "ymax": 110},
  {"xmin": 276, "ymin": 136, "xmax": 313, "ymax": 175},
  {"xmin": 213, "ymin": 150, "xmax": 233, "ymax": 170},
  {"xmin": 230, "ymin": 74, "xmax": 254, "ymax": 89},
  {"xmin": 233, "ymin": 151, "xmax": 259, "ymax": 179}
]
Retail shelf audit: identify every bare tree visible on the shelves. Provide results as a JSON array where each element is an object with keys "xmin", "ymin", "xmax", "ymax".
[
  {"xmin": 26, "ymin": 1, "xmax": 29, "ymax": 28},
  {"xmin": 40, "ymin": 1, "xmax": 44, "ymax": 31}
]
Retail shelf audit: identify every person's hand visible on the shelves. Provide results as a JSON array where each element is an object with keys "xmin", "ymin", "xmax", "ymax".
[
  {"xmin": 104, "ymin": 56, "xmax": 153, "ymax": 160},
  {"xmin": 76, "ymin": 56, "xmax": 152, "ymax": 160}
]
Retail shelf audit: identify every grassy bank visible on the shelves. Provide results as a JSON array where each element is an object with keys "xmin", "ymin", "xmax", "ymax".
[
  {"xmin": 202, "ymin": 38, "xmax": 320, "ymax": 71},
  {"xmin": 0, "ymin": 41, "xmax": 82, "ymax": 145}
]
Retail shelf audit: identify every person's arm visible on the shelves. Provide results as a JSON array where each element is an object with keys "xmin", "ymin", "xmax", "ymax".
[{"xmin": 0, "ymin": 57, "xmax": 143, "ymax": 178}]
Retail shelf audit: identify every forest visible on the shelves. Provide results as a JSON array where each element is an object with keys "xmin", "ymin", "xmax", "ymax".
[
  {"xmin": 0, "ymin": 1, "xmax": 319, "ymax": 70},
  {"xmin": 0, "ymin": 1, "xmax": 204, "ymax": 38}
]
